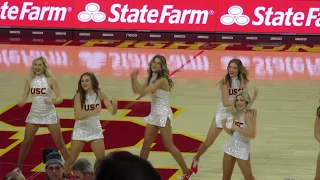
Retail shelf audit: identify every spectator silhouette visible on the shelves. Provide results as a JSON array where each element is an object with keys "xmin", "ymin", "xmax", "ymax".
[{"xmin": 95, "ymin": 150, "xmax": 161, "ymax": 180}]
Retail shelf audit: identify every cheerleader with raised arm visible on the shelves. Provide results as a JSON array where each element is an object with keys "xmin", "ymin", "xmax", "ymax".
[
  {"xmin": 13, "ymin": 56, "xmax": 70, "ymax": 174},
  {"xmin": 130, "ymin": 54, "xmax": 193, "ymax": 180},
  {"xmin": 191, "ymin": 58, "xmax": 258, "ymax": 174},
  {"xmin": 221, "ymin": 91, "xmax": 256, "ymax": 180}
]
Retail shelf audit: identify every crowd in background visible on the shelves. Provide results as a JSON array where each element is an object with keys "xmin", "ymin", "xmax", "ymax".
[{"xmin": 3, "ymin": 147, "xmax": 162, "ymax": 180}]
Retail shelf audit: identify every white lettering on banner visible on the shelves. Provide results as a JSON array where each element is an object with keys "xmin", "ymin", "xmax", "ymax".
[
  {"xmin": 252, "ymin": 6, "xmax": 320, "ymax": 27},
  {"xmin": 102, "ymin": 33, "xmax": 114, "ymax": 37},
  {"xmin": 55, "ymin": 32, "xmax": 67, "ymax": 36},
  {"xmin": 221, "ymin": 56, "xmax": 320, "ymax": 77},
  {"xmin": 222, "ymin": 36, "xmax": 233, "ymax": 39},
  {"xmin": 0, "ymin": 2, "xmax": 70, "ymax": 21},
  {"xmin": 246, "ymin": 36, "xmax": 258, "ymax": 40},
  {"xmin": 108, "ymin": 4, "xmax": 212, "ymax": 24},
  {"xmin": 0, "ymin": 49, "xmax": 69, "ymax": 67},
  {"xmin": 174, "ymin": 35, "xmax": 186, "ymax": 38},
  {"xmin": 270, "ymin": 37, "xmax": 282, "ymax": 40},
  {"xmin": 126, "ymin": 34, "xmax": 138, "ymax": 37},
  {"xmin": 295, "ymin": 38, "xmax": 307, "ymax": 41},
  {"xmin": 9, "ymin": 31, "xmax": 20, "ymax": 34},
  {"xmin": 150, "ymin": 34, "xmax": 161, "ymax": 38},
  {"xmin": 79, "ymin": 33, "xmax": 90, "ymax": 36},
  {"xmin": 32, "ymin": 31, "xmax": 43, "ymax": 35},
  {"xmin": 197, "ymin": 35, "xmax": 209, "ymax": 39}
]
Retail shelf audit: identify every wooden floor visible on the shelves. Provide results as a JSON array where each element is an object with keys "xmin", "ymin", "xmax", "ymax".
[{"xmin": 0, "ymin": 44, "xmax": 319, "ymax": 180}]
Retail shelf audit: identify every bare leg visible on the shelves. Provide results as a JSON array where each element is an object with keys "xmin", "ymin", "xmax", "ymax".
[
  {"xmin": 90, "ymin": 139, "xmax": 105, "ymax": 160},
  {"xmin": 140, "ymin": 124, "xmax": 159, "ymax": 159},
  {"xmin": 63, "ymin": 140, "xmax": 85, "ymax": 173},
  {"xmin": 222, "ymin": 153, "xmax": 236, "ymax": 180},
  {"xmin": 47, "ymin": 121, "xmax": 71, "ymax": 165},
  {"xmin": 236, "ymin": 156, "xmax": 254, "ymax": 180},
  {"xmin": 315, "ymin": 152, "xmax": 320, "ymax": 180},
  {"xmin": 16, "ymin": 123, "xmax": 40, "ymax": 169},
  {"xmin": 195, "ymin": 118, "xmax": 223, "ymax": 160},
  {"xmin": 159, "ymin": 119, "xmax": 189, "ymax": 174}
]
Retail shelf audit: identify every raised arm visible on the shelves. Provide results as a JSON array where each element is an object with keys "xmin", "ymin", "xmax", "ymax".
[
  {"xmin": 134, "ymin": 78, "xmax": 165, "ymax": 97},
  {"xmin": 131, "ymin": 74, "xmax": 148, "ymax": 95},
  {"xmin": 73, "ymin": 93, "xmax": 100, "ymax": 120},
  {"xmin": 99, "ymin": 90, "xmax": 118, "ymax": 115},
  {"xmin": 232, "ymin": 111, "xmax": 256, "ymax": 139}
]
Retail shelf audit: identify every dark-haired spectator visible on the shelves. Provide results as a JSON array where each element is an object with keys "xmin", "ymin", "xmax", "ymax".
[
  {"xmin": 45, "ymin": 151, "xmax": 67, "ymax": 180},
  {"xmin": 95, "ymin": 150, "xmax": 161, "ymax": 180},
  {"xmin": 71, "ymin": 159, "xmax": 94, "ymax": 180},
  {"xmin": 42, "ymin": 147, "xmax": 58, "ymax": 163}
]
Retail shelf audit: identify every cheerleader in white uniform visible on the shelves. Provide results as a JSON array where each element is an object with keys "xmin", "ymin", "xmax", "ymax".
[
  {"xmin": 130, "ymin": 54, "xmax": 193, "ymax": 180},
  {"xmin": 13, "ymin": 56, "xmax": 70, "ymax": 174},
  {"xmin": 191, "ymin": 58, "xmax": 258, "ymax": 174},
  {"xmin": 64, "ymin": 72, "xmax": 118, "ymax": 174},
  {"xmin": 221, "ymin": 91, "xmax": 256, "ymax": 180},
  {"xmin": 314, "ymin": 105, "xmax": 320, "ymax": 180}
]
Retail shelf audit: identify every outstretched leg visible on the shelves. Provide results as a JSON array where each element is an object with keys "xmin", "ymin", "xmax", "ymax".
[
  {"xmin": 15, "ymin": 123, "xmax": 40, "ymax": 172},
  {"xmin": 191, "ymin": 117, "xmax": 223, "ymax": 174},
  {"xmin": 47, "ymin": 121, "xmax": 71, "ymax": 165},
  {"xmin": 159, "ymin": 119, "xmax": 189, "ymax": 174}
]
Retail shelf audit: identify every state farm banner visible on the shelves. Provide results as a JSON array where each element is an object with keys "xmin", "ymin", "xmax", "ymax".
[{"xmin": 0, "ymin": 0, "xmax": 319, "ymax": 34}]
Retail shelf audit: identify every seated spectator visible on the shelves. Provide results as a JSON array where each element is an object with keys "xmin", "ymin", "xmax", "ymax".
[
  {"xmin": 71, "ymin": 159, "xmax": 94, "ymax": 180},
  {"xmin": 45, "ymin": 151, "xmax": 67, "ymax": 180},
  {"xmin": 94, "ymin": 150, "xmax": 161, "ymax": 180},
  {"xmin": 3, "ymin": 172, "xmax": 26, "ymax": 180}
]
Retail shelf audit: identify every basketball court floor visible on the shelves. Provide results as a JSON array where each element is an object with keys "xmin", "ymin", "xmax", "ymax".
[{"xmin": 0, "ymin": 43, "xmax": 319, "ymax": 180}]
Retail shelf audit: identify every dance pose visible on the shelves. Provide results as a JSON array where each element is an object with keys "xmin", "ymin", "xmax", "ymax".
[
  {"xmin": 64, "ymin": 72, "xmax": 118, "ymax": 173},
  {"xmin": 13, "ymin": 56, "xmax": 70, "ymax": 173},
  {"xmin": 191, "ymin": 58, "xmax": 258, "ymax": 174},
  {"xmin": 130, "ymin": 54, "xmax": 193, "ymax": 180},
  {"xmin": 314, "ymin": 105, "xmax": 320, "ymax": 180},
  {"xmin": 221, "ymin": 91, "xmax": 256, "ymax": 180}
]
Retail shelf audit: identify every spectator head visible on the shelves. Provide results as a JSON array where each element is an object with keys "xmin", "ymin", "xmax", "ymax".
[
  {"xmin": 94, "ymin": 150, "xmax": 161, "ymax": 180},
  {"xmin": 71, "ymin": 158, "xmax": 94, "ymax": 180},
  {"xmin": 3, "ymin": 172, "xmax": 26, "ymax": 180},
  {"xmin": 45, "ymin": 151, "xmax": 64, "ymax": 180},
  {"xmin": 42, "ymin": 147, "xmax": 57, "ymax": 164}
]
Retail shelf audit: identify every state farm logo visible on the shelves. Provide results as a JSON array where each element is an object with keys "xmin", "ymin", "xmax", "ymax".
[
  {"xmin": 77, "ymin": 3, "xmax": 212, "ymax": 24},
  {"xmin": 78, "ymin": 3, "xmax": 106, "ymax": 22},
  {"xmin": 220, "ymin": 6, "xmax": 250, "ymax": 26}
]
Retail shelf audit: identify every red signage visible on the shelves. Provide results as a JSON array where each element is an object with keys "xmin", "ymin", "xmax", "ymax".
[{"xmin": 1, "ymin": 0, "xmax": 319, "ymax": 34}]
